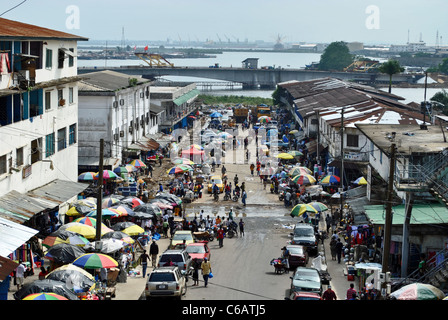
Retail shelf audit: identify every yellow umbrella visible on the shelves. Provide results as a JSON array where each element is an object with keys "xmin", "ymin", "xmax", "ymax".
[
  {"xmin": 59, "ymin": 223, "xmax": 96, "ymax": 240},
  {"xmin": 121, "ymin": 225, "xmax": 145, "ymax": 236},
  {"xmin": 290, "ymin": 204, "xmax": 318, "ymax": 217},
  {"xmin": 66, "ymin": 206, "xmax": 83, "ymax": 217},
  {"xmin": 354, "ymin": 176, "xmax": 368, "ymax": 185},
  {"xmin": 275, "ymin": 153, "xmax": 294, "ymax": 160}
]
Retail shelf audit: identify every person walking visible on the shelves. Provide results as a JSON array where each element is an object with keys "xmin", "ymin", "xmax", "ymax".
[
  {"xmin": 15, "ymin": 261, "xmax": 27, "ymax": 291},
  {"xmin": 250, "ymin": 163, "xmax": 255, "ymax": 176},
  {"xmin": 336, "ymin": 238, "xmax": 344, "ymax": 264},
  {"xmin": 322, "ymin": 285, "xmax": 337, "ymax": 300},
  {"xmin": 149, "ymin": 240, "xmax": 159, "ymax": 268},
  {"xmin": 201, "ymin": 257, "xmax": 212, "ymax": 287},
  {"xmin": 192, "ymin": 258, "xmax": 200, "ymax": 286},
  {"xmin": 346, "ymin": 283, "xmax": 357, "ymax": 300},
  {"xmin": 241, "ymin": 190, "xmax": 247, "ymax": 206},
  {"xmin": 239, "ymin": 219, "xmax": 245, "ymax": 237},
  {"xmin": 217, "ymin": 226, "xmax": 224, "ymax": 248},
  {"xmin": 330, "ymin": 237, "xmax": 337, "ymax": 261},
  {"xmin": 139, "ymin": 250, "xmax": 151, "ymax": 277}
]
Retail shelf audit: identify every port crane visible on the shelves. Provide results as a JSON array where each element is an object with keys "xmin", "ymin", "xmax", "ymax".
[{"xmin": 134, "ymin": 52, "xmax": 174, "ymax": 67}]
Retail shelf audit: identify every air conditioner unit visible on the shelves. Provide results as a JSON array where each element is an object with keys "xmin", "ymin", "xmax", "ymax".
[{"xmin": 119, "ymin": 131, "xmax": 124, "ymax": 137}]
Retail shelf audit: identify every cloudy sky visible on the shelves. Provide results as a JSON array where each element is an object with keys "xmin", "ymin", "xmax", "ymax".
[{"xmin": 3, "ymin": 0, "xmax": 447, "ymax": 45}]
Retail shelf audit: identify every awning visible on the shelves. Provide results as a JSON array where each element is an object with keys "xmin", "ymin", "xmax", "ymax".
[
  {"xmin": 59, "ymin": 48, "xmax": 76, "ymax": 57},
  {"xmin": 0, "ymin": 216, "xmax": 38, "ymax": 258},
  {"xmin": 0, "ymin": 190, "xmax": 48, "ymax": 224},
  {"xmin": 150, "ymin": 103, "xmax": 165, "ymax": 115},
  {"xmin": 27, "ymin": 179, "xmax": 87, "ymax": 208},
  {"xmin": 128, "ymin": 136, "xmax": 160, "ymax": 151},
  {"xmin": 173, "ymin": 89, "xmax": 200, "ymax": 106},
  {"xmin": 364, "ymin": 203, "xmax": 448, "ymax": 225}
]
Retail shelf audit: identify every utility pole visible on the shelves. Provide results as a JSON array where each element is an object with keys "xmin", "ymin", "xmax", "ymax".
[
  {"xmin": 95, "ymin": 139, "xmax": 104, "ymax": 243},
  {"xmin": 340, "ymin": 107, "xmax": 345, "ymax": 214},
  {"xmin": 381, "ymin": 143, "xmax": 396, "ymax": 297}
]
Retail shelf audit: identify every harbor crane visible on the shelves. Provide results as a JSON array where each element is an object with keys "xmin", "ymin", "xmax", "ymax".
[{"xmin": 134, "ymin": 52, "xmax": 174, "ymax": 67}]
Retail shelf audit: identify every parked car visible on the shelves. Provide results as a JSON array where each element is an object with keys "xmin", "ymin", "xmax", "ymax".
[
  {"xmin": 290, "ymin": 224, "xmax": 318, "ymax": 255},
  {"xmin": 185, "ymin": 241, "xmax": 211, "ymax": 263},
  {"xmin": 157, "ymin": 249, "xmax": 192, "ymax": 272},
  {"xmin": 265, "ymin": 139, "xmax": 289, "ymax": 148},
  {"xmin": 145, "ymin": 266, "xmax": 187, "ymax": 300},
  {"xmin": 286, "ymin": 291, "xmax": 322, "ymax": 300},
  {"xmin": 207, "ymin": 175, "xmax": 224, "ymax": 193},
  {"xmin": 170, "ymin": 230, "xmax": 195, "ymax": 249},
  {"xmin": 290, "ymin": 267, "xmax": 322, "ymax": 295},
  {"xmin": 286, "ymin": 245, "xmax": 308, "ymax": 269}
]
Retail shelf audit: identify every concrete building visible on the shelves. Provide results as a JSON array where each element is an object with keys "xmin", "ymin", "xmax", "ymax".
[
  {"xmin": 78, "ymin": 70, "xmax": 159, "ymax": 171},
  {"xmin": 0, "ymin": 18, "xmax": 88, "ymax": 229}
]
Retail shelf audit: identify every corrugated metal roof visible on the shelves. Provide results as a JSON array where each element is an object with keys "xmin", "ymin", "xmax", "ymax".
[
  {"xmin": 0, "ymin": 216, "xmax": 38, "ymax": 258},
  {"xmin": 0, "ymin": 17, "xmax": 88, "ymax": 41},
  {"xmin": 79, "ymin": 70, "xmax": 149, "ymax": 92},
  {"xmin": 364, "ymin": 203, "xmax": 448, "ymax": 225},
  {"xmin": 27, "ymin": 179, "xmax": 87, "ymax": 206},
  {"xmin": 0, "ymin": 190, "xmax": 47, "ymax": 224}
]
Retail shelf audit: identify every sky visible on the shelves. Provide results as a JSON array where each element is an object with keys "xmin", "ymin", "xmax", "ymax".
[{"xmin": 2, "ymin": 0, "xmax": 448, "ymax": 46}]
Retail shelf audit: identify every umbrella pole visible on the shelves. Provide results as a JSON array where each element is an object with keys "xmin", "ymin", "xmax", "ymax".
[{"xmin": 95, "ymin": 139, "xmax": 104, "ymax": 244}]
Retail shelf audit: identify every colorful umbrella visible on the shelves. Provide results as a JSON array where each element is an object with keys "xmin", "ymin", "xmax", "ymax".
[
  {"xmin": 72, "ymin": 253, "xmax": 118, "ymax": 269},
  {"xmin": 128, "ymin": 159, "xmax": 146, "ymax": 168},
  {"xmin": 258, "ymin": 116, "xmax": 271, "ymax": 123},
  {"xmin": 290, "ymin": 204, "xmax": 318, "ymax": 217},
  {"xmin": 354, "ymin": 176, "xmax": 368, "ymax": 185},
  {"xmin": 320, "ymin": 175, "xmax": 340, "ymax": 185},
  {"xmin": 46, "ymin": 264, "xmax": 96, "ymax": 293},
  {"xmin": 59, "ymin": 223, "xmax": 97, "ymax": 240},
  {"xmin": 121, "ymin": 225, "xmax": 145, "ymax": 236},
  {"xmin": 14, "ymin": 279, "xmax": 79, "ymax": 300},
  {"xmin": 189, "ymin": 144, "xmax": 204, "ymax": 150},
  {"xmin": 210, "ymin": 112, "xmax": 223, "ymax": 118},
  {"xmin": 390, "ymin": 283, "xmax": 446, "ymax": 300},
  {"xmin": 276, "ymin": 153, "xmax": 294, "ymax": 160},
  {"xmin": 121, "ymin": 196, "xmax": 144, "ymax": 208},
  {"xmin": 71, "ymin": 199, "xmax": 96, "ymax": 209},
  {"xmin": 78, "ymin": 172, "xmax": 96, "ymax": 181},
  {"xmin": 288, "ymin": 150, "xmax": 303, "ymax": 157},
  {"xmin": 166, "ymin": 165, "xmax": 192, "ymax": 175},
  {"xmin": 288, "ymin": 167, "xmax": 311, "ymax": 176},
  {"xmin": 86, "ymin": 208, "xmax": 121, "ymax": 219},
  {"xmin": 171, "ymin": 157, "xmax": 195, "ymax": 165},
  {"xmin": 110, "ymin": 204, "xmax": 134, "ymax": 216},
  {"xmin": 84, "ymin": 238, "xmax": 129, "ymax": 254},
  {"xmin": 113, "ymin": 165, "xmax": 135, "ymax": 174},
  {"xmin": 72, "ymin": 217, "xmax": 111, "ymax": 231},
  {"xmin": 102, "ymin": 231, "xmax": 135, "ymax": 244},
  {"xmin": 95, "ymin": 170, "xmax": 118, "ymax": 180},
  {"xmin": 310, "ymin": 202, "xmax": 329, "ymax": 212},
  {"xmin": 23, "ymin": 292, "xmax": 69, "ymax": 300},
  {"xmin": 219, "ymin": 132, "xmax": 233, "ymax": 139},
  {"xmin": 133, "ymin": 203, "xmax": 162, "ymax": 216},
  {"xmin": 291, "ymin": 174, "xmax": 316, "ymax": 185},
  {"xmin": 42, "ymin": 231, "xmax": 89, "ymax": 248},
  {"xmin": 102, "ymin": 197, "xmax": 120, "ymax": 208}
]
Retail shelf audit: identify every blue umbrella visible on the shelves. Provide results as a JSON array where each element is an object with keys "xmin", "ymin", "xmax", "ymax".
[{"xmin": 210, "ymin": 112, "xmax": 223, "ymax": 118}]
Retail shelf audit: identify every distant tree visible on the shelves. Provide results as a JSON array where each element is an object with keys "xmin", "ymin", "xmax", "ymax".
[
  {"xmin": 430, "ymin": 89, "xmax": 448, "ymax": 115},
  {"xmin": 378, "ymin": 60, "xmax": 405, "ymax": 93},
  {"xmin": 271, "ymin": 87, "xmax": 283, "ymax": 106},
  {"xmin": 318, "ymin": 41, "xmax": 353, "ymax": 71},
  {"xmin": 438, "ymin": 57, "xmax": 448, "ymax": 75}
]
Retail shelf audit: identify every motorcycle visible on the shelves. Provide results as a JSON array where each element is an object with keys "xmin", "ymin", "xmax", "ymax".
[
  {"xmin": 223, "ymin": 191, "xmax": 231, "ymax": 201},
  {"xmin": 279, "ymin": 191, "xmax": 285, "ymax": 201},
  {"xmin": 232, "ymin": 190, "xmax": 240, "ymax": 202},
  {"xmin": 226, "ymin": 221, "xmax": 238, "ymax": 238},
  {"xmin": 213, "ymin": 192, "xmax": 219, "ymax": 201}
]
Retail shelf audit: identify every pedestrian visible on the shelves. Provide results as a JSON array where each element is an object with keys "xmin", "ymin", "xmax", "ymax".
[
  {"xmin": 330, "ymin": 237, "xmax": 337, "ymax": 261},
  {"xmin": 139, "ymin": 250, "xmax": 150, "ymax": 277},
  {"xmin": 192, "ymin": 258, "xmax": 200, "ymax": 286},
  {"xmin": 241, "ymin": 190, "xmax": 247, "ymax": 206},
  {"xmin": 250, "ymin": 163, "xmax": 255, "ymax": 176},
  {"xmin": 229, "ymin": 208, "xmax": 234, "ymax": 221},
  {"xmin": 217, "ymin": 226, "xmax": 224, "ymax": 248},
  {"xmin": 149, "ymin": 240, "xmax": 159, "ymax": 268},
  {"xmin": 346, "ymin": 283, "xmax": 357, "ymax": 300},
  {"xmin": 336, "ymin": 238, "xmax": 344, "ymax": 264},
  {"xmin": 418, "ymin": 253, "xmax": 427, "ymax": 276},
  {"xmin": 38, "ymin": 266, "xmax": 48, "ymax": 280},
  {"xmin": 201, "ymin": 257, "xmax": 212, "ymax": 287},
  {"xmin": 100, "ymin": 267, "xmax": 108, "ymax": 286},
  {"xmin": 322, "ymin": 285, "xmax": 337, "ymax": 300},
  {"xmin": 15, "ymin": 261, "xmax": 27, "ymax": 291},
  {"xmin": 239, "ymin": 219, "xmax": 245, "ymax": 236},
  {"xmin": 325, "ymin": 214, "xmax": 332, "ymax": 234},
  {"xmin": 159, "ymin": 183, "xmax": 163, "ymax": 192}
]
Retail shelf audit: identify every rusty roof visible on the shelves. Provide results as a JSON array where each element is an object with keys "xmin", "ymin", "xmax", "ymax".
[{"xmin": 0, "ymin": 18, "xmax": 88, "ymax": 41}]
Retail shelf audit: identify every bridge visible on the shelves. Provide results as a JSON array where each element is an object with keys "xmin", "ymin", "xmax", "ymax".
[{"xmin": 78, "ymin": 65, "xmax": 424, "ymax": 90}]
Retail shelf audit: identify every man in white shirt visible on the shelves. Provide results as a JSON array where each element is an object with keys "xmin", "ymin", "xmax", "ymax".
[{"xmin": 15, "ymin": 261, "xmax": 27, "ymax": 290}]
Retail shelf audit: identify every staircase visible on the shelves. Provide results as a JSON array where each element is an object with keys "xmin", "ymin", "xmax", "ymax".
[{"xmin": 392, "ymin": 248, "xmax": 448, "ymax": 292}]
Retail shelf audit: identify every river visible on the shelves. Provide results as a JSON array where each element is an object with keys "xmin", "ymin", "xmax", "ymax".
[{"xmin": 78, "ymin": 51, "xmax": 444, "ymax": 103}]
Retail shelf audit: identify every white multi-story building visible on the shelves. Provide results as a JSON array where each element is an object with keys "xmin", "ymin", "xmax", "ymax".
[{"xmin": 0, "ymin": 18, "xmax": 88, "ymax": 224}]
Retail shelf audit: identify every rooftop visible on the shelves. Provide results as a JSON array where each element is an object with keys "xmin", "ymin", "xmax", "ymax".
[
  {"xmin": 0, "ymin": 17, "xmax": 88, "ymax": 41},
  {"xmin": 78, "ymin": 70, "xmax": 150, "ymax": 92},
  {"xmin": 355, "ymin": 124, "xmax": 448, "ymax": 155}
]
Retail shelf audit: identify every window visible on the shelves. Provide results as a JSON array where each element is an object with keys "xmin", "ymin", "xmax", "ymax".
[
  {"xmin": 69, "ymin": 123, "xmax": 76, "ymax": 145},
  {"xmin": 45, "ymin": 91, "xmax": 51, "ymax": 110},
  {"xmin": 68, "ymin": 48, "xmax": 74, "ymax": 67},
  {"xmin": 31, "ymin": 138, "xmax": 42, "ymax": 164},
  {"xmin": 0, "ymin": 155, "xmax": 6, "ymax": 174},
  {"xmin": 58, "ymin": 49, "xmax": 65, "ymax": 68},
  {"xmin": 57, "ymin": 128, "xmax": 66, "ymax": 151},
  {"xmin": 45, "ymin": 48, "xmax": 52, "ymax": 69},
  {"xmin": 69, "ymin": 87, "xmax": 74, "ymax": 104},
  {"xmin": 16, "ymin": 147, "xmax": 24, "ymax": 166},
  {"xmin": 46, "ymin": 133, "xmax": 55, "ymax": 157},
  {"xmin": 58, "ymin": 89, "xmax": 64, "ymax": 107},
  {"xmin": 346, "ymin": 134, "xmax": 359, "ymax": 148}
]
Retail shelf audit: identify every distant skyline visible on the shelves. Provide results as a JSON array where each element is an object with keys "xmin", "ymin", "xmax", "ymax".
[{"xmin": 2, "ymin": 0, "xmax": 448, "ymax": 46}]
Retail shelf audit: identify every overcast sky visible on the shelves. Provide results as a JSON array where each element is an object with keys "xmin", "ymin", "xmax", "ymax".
[{"xmin": 3, "ymin": 0, "xmax": 448, "ymax": 45}]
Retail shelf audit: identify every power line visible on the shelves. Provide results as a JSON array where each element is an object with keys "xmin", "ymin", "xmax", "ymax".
[{"xmin": 0, "ymin": 0, "xmax": 28, "ymax": 17}]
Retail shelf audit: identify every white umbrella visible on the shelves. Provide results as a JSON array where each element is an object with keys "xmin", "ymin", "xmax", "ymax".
[{"xmin": 85, "ymin": 238, "xmax": 128, "ymax": 254}]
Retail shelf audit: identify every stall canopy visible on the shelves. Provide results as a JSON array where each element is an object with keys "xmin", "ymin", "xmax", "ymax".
[
  {"xmin": 0, "ymin": 215, "xmax": 38, "ymax": 258},
  {"xmin": 173, "ymin": 89, "xmax": 200, "ymax": 106},
  {"xmin": 364, "ymin": 203, "xmax": 448, "ymax": 225},
  {"xmin": 128, "ymin": 136, "xmax": 160, "ymax": 151}
]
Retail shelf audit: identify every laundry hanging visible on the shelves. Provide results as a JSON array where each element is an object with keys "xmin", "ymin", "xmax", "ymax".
[{"xmin": 0, "ymin": 53, "xmax": 11, "ymax": 75}]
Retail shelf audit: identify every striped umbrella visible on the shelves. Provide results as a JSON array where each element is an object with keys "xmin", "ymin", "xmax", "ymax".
[
  {"xmin": 310, "ymin": 202, "xmax": 329, "ymax": 212},
  {"xmin": 95, "ymin": 170, "xmax": 118, "ymax": 180},
  {"xmin": 110, "ymin": 204, "xmax": 134, "ymax": 216},
  {"xmin": 86, "ymin": 208, "xmax": 121, "ymax": 219},
  {"xmin": 189, "ymin": 144, "xmax": 204, "ymax": 150},
  {"xmin": 258, "ymin": 116, "xmax": 271, "ymax": 123},
  {"xmin": 166, "ymin": 165, "xmax": 193, "ymax": 175},
  {"xmin": 291, "ymin": 174, "xmax": 316, "ymax": 185},
  {"xmin": 288, "ymin": 150, "xmax": 303, "ymax": 157},
  {"xmin": 128, "ymin": 159, "xmax": 146, "ymax": 168},
  {"xmin": 113, "ymin": 165, "xmax": 135, "ymax": 174},
  {"xmin": 78, "ymin": 172, "xmax": 96, "ymax": 181},
  {"xmin": 72, "ymin": 253, "xmax": 118, "ymax": 269},
  {"xmin": 121, "ymin": 196, "xmax": 144, "ymax": 208},
  {"xmin": 290, "ymin": 204, "xmax": 318, "ymax": 217},
  {"xmin": 102, "ymin": 197, "xmax": 120, "ymax": 208},
  {"xmin": 354, "ymin": 176, "xmax": 367, "ymax": 185},
  {"xmin": 320, "ymin": 175, "xmax": 340, "ymax": 185},
  {"xmin": 42, "ymin": 231, "xmax": 89, "ymax": 248},
  {"xmin": 288, "ymin": 167, "xmax": 311, "ymax": 176},
  {"xmin": 23, "ymin": 292, "xmax": 69, "ymax": 300},
  {"xmin": 72, "ymin": 217, "xmax": 111, "ymax": 232},
  {"xmin": 171, "ymin": 157, "xmax": 195, "ymax": 165}
]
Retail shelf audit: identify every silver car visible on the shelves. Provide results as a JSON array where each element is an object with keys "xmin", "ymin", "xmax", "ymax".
[
  {"xmin": 157, "ymin": 249, "xmax": 192, "ymax": 271},
  {"xmin": 290, "ymin": 267, "xmax": 322, "ymax": 295},
  {"xmin": 145, "ymin": 266, "xmax": 187, "ymax": 300}
]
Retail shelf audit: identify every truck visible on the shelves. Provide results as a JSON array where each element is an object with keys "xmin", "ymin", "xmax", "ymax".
[
  {"xmin": 256, "ymin": 105, "xmax": 271, "ymax": 119},
  {"xmin": 233, "ymin": 107, "xmax": 249, "ymax": 123}
]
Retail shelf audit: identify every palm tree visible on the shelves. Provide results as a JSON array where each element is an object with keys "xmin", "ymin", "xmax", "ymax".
[{"xmin": 378, "ymin": 60, "xmax": 405, "ymax": 93}]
